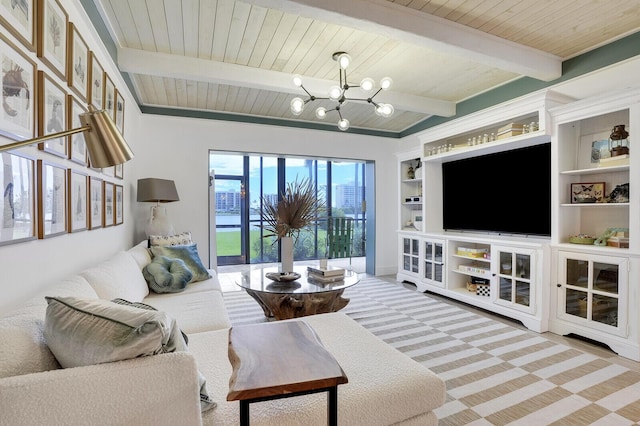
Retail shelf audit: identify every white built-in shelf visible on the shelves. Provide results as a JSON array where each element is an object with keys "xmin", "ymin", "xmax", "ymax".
[
  {"xmin": 560, "ymin": 203, "xmax": 629, "ymax": 207},
  {"xmin": 560, "ymin": 164, "xmax": 629, "ymax": 175}
]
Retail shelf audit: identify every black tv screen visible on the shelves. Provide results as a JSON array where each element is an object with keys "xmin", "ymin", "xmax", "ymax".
[{"xmin": 442, "ymin": 142, "xmax": 551, "ymax": 237}]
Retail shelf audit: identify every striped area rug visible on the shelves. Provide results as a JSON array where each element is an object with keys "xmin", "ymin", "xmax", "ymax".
[{"xmin": 223, "ymin": 275, "xmax": 640, "ymax": 425}]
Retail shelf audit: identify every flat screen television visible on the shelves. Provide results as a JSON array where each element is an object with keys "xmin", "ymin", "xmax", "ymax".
[{"xmin": 442, "ymin": 142, "xmax": 551, "ymax": 237}]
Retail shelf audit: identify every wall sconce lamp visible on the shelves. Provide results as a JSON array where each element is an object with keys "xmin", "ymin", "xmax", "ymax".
[
  {"xmin": 137, "ymin": 178, "xmax": 180, "ymax": 236},
  {"xmin": 0, "ymin": 107, "xmax": 134, "ymax": 168}
]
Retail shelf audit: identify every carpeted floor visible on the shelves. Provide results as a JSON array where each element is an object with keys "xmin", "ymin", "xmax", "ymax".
[{"xmin": 222, "ymin": 274, "xmax": 640, "ymax": 425}]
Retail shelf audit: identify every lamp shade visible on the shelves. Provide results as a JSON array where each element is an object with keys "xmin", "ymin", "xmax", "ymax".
[
  {"xmin": 80, "ymin": 107, "xmax": 134, "ymax": 168},
  {"xmin": 137, "ymin": 178, "xmax": 179, "ymax": 203}
]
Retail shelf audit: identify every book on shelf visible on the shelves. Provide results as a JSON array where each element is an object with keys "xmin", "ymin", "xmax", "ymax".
[
  {"xmin": 307, "ymin": 273, "xmax": 346, "ymax": 284},
  {"xmin": 306, "ymin": 266, "xmax": 345, "ymax": 277}
]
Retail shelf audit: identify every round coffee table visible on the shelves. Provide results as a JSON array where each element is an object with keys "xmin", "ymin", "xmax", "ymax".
[{"xmin": 236, "ymin": 265, "xmax": 360, "ymax": 320}]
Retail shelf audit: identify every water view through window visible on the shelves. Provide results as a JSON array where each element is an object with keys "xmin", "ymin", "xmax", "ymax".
[{"xmin": 210, "ymin": 152, "xmax": 366, "ymax": 266}]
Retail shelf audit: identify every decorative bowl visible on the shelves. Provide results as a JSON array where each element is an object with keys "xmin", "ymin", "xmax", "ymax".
[
  {"xmin": 265, "ymin": 272, "xmax": 301, "ymax": 282},
  {"xmin": 569, "ymin": 235, "xmax": 596, "ymax": 245}
]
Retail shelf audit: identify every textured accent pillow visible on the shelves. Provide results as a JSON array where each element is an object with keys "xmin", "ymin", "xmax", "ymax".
[
  {"xmin": 44, "ymin": 297, "xmax": 215, "ymax": 412},
  {"xmin": 148, "ymin": 231, "xmax": 193, "ymax": 247},
  {"xmin": 142, "ymin": 256, "xmax": 193, "ymax": 293},
  {"xmin": 150, "ymin": 244, "xmax": 211, "ymax": 283}
]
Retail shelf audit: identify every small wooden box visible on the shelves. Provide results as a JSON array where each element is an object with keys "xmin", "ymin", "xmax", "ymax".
[{"xmin": 496, "ymin": 123, "xmax": 524, "ymax": 140}]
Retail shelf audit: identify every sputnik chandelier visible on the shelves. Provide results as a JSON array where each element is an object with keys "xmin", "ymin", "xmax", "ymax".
[{"xmin": 289, "ymin": 52, "xmax": 394, "ymax": 131}]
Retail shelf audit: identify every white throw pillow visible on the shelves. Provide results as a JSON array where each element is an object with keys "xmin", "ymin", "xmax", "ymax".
[{"xmin": 80, "ymin": 251, "xmax": 149, "ymax": 301}]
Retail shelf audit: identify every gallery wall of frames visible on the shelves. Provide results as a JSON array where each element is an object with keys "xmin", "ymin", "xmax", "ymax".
[{"xmin": 1, "ymin": 0, "xmax": 125, "ymax": 246}]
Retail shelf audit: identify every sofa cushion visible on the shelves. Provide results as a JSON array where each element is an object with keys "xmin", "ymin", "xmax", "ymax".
[
  {"xmin": 127, "ymin": 240, "xmax": 152, "ymax": 270},
  {"xmin": 143, "ymin": 289, "xmax": 231, "ymax": 333},
  {"xmin": 80, "ymin": 251, "xmax": 149, "ymax": 301},
  {"xmin": 149, "ymin": 231, "xmax": 193, "ymax": 247},
  {"xmin": 143, "ymin": 256, "xmax": 193, "ymax": 293},
  {"xmin": 0, "ymin": 275, "xmax": 98, "ymax": 379},
  {"xmin": 43, "ymin": 296, "xmax": 215, "ymax": 412},
  {"xmin": 150, "ymin": 244, "xmax": 211, "ymax": 283}
]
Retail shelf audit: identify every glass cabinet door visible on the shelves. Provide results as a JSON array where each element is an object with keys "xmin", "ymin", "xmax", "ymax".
[
  {"xmin": 494, "ymin": 246, "xmax": 535, "ymax": 313},
  {"xmin": 423, "ymin": 239, "xmax": 445, "ymax": 288},
  {"xmin": 402, "ymin": 237, "xmax": 420, "ymax": 275},
  {"xmin": 558, "ymin": 251, "xmax": 627, "ymax": 336}
]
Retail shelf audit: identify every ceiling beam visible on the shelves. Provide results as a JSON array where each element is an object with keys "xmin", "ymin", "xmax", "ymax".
[
  {"xmin": 244, "ymin": 0, "xmax": 562, "ymax": 81},
  {"xmin": 117, "ymin": 47, "xmax": 456, "ymax": 117}
]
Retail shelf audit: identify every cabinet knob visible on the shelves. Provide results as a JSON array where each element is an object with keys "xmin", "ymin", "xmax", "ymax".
[{"xmin": 557, "ymin": 284, "xmax": 562, "ymax": 288}]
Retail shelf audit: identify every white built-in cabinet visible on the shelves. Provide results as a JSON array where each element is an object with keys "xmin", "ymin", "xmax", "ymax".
[{"xmin": 395, "ymin": 89, "xmax": 640, "ymax": 359}]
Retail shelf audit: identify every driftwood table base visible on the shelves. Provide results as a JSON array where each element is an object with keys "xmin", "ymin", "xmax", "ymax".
[
  {"xmin": 236, "ymin": 266, "xmax": 360, "ymax": 321},
  {"xmin": 246, "ymin": 289, "xmax": 350, "ymax": 320}
]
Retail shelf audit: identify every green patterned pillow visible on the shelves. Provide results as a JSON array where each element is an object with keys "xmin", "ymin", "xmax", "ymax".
[
  {"xmin": 142, "ymin": 256, "xmax": 193, "ymax": 293},
  {"xmin": 149, "ymin": 244, "xmax": 211, "ymax": 283}
]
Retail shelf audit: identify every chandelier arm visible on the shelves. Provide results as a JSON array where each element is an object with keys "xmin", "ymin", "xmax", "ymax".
[
  {"xmin": 300, "ymin": 85, "xmax": 314, "ymax": 98},
  {"xmin": 370, "ymin": 88, "xmax": 383, "ymax": 99}
]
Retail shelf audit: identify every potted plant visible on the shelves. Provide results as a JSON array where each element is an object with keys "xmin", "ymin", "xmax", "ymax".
[{"xmin": 261, "ymin": 177, "xmax": 325, "ymax": 273}]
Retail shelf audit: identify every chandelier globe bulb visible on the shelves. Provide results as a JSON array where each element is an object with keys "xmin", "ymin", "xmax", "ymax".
[
  {"xmin": 315, "ymin": 107, "xmax": 327, "ymax": 119},
  {"xmin": 336, "ymin": 53, "xmax": 351, "ymax": 69},
  {"xmin": 290, "ymin": 97, "xmax": 305, "ymax": 115},
  {"xmin": 292, "ymin": 74, "xmax": 303, "ymax": 87},
  {"xmin": 328, "ymin": 85, "xmax": 342, "ymax": 101},
  {"xmin": 337, "ymin": 118, "xmax": 350, "ymax": 131},
  {"xmin": 360, "ymin": 77, "xmax": 375, "ymax": 93},
  {"xmin": 380, "ymin": 77, "xmax": 393, "ymax": 90}
]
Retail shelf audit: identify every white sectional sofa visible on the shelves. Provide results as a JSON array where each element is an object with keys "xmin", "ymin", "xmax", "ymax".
[{"xmin": 0, "ymin": 241, "xmax": 446, "ymax": 425}]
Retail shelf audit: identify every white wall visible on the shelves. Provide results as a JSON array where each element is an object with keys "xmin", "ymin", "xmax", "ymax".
[{"xmin": 132, "ymin": 114, "xmax": 400, "ymax": 276}]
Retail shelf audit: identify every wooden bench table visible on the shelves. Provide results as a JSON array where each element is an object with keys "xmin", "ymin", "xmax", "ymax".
[{"xmin": 227, "ymin": 321, "xmax": 348, "ymax": 426}]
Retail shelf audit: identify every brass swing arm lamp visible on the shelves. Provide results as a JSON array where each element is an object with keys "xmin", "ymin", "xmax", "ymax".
[{"xmin": 0, "ymin": 107, "xmax": 134, "ymax": 168}]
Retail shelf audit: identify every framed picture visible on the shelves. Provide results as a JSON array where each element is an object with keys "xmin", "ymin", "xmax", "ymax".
[
  {"xmin": 103, "ymin": 181, "xmax": 114, "ymax": 227},
  {"xmin": 114, "ymin": 184, "xmax": 123, "ymax": 225},
  {"xmin": 67, "ymin": 95, "xmax": 87, "ymax": 165},
  {"xmin": 66, "ymin": 22, "xmax": 88, "ymax": 101},
  {"xmin": 37, "ymin": 159, "xmax": 67, "ymax": 238},
  {"xmin": 115, "ymin": 88, "xmax": 124, "ymax": 134},
  {"xmin": 571, "ymin": 182, "xmax": 606, "ymax": 204},
  {"xmin": 37, "ymin": 71, "xmax": 67, "ymax": 157},
  {"xmin": 102, "ymin": 166, "xmax": 114, "ymax": 177},
  {"xmin": 114, "ymin": 162, "xmax": 123, "ymax": 179},
  {"xmin": 0, "ymin": 0, "xmax": 36, "ymax": 51},
  {"xmin": 67, "ymin": 169, "xmax": 87, "ymax": 232},
  {"xmin": 104, "ymin": 73, "xmax": 115, "ymax": 117},
  {"xmin": 1, "ymin": 34, "xmax": 36, "ymax": 143},
  {"xmin": 37, "ymin": 0, "xmax": 67, "ymax": 80},
  {"xmin": 88, "ymin": 175, "xmax": 102, "ymax": 229},
  {"xmin": 88, "ymin": 51, "xmax": 103, "ymax": 110},
  {"xmin": 590, "ymin": 139, "xmax": 611, "ymax": 163},
  {"xmin": 0, "ymin": 152, "xmax": 36, "ymax": 245}
]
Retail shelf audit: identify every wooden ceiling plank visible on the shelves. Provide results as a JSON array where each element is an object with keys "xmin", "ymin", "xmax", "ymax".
[
  {"xmin": 308, "ymin": 26, "xmax": 356, "ymax": 79},
  {"xmin": 215, "ymin": 84, "xmax": 231, "ymax": 110},
  {"xmin": 198, "ymin": 0, "xmax": 218, "ymax": 59},
  {"xmin": 224, "ymin": 1, "xmax": 252, "ymax": 63},
  {"xmin": 98, "ymin": 0, "xmax": 126, "ymax": 47},
  {"xmin": 281, "ymin": 20, "xmax": 327, "ymax": 74},
  {"xmin": 247, "ymin": 8, "xmax": 284, "ymax": 67},
  {"xmin": 126, "ymin": 0, "xmax": 155, "ymax": 50},
  {"xmin": 163, "ymin": 77, "xmax": 179, "ymax": 106},
  {"xmin": 163, "ymin": 0, "xmax": 185, "ymax": 55},
  {"xmin": 182, "ymin": 0, "xmax": 201, "ymax": 57},
  {"xmin": 151, "ymin": 75, "xmax": 169, "ymax": 105},
  {"xmin": 272, "ymin": 16, "xmax": 314, "ymax": 72},
  {"xmin": 144, "ymin": 0, "xmax": 171, "ymax": 54},
  {"xmin": 454, "ymin": 0, "xmax": 505, "ymax": 27},
  {"xmin": 249, "ymin": 90, "xmax": 272, "ymax": 114},
  {"xmin": 106, "ymin": 0, "xmax": 142, "ymax": 49},
  {"xmin": 224, "ymin": 86, "xmax": 240, "ymax": 111},
  {"xmin": 133, "ymin": 74, "xmax": 154, "ymax": 105},
  {"xmin": 240, "ymin": 87, "xmax": 261, "ymax": 112},
  {"xmin": 212, "ymin": 0, "xmax": 236, "ymax": 61},
  {"xmin": 236, "ymin": 5, "xmax": 269, "ymax": 66},
  {"xmin": 175, "ymin": 79, "xmax": 188, "ymax": 108},
  {"xmin": 206, "ymin": 83, "xmax": 220, "ymax": 110},
  {"xmin": 292, "ymin": 22, "xmax": 340, "ymax": 75},
  {"xmin": 260, "ymin": 12, "xmax": 300, "ymax": 69},
  {"xmin": 196, "ymin": 81, "xmax": 209, "ymax": 110}
]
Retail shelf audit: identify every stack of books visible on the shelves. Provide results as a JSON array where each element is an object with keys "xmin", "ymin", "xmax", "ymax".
[{"xmin": 307, "ymin": 266, "xmax": 346, "ymax": 284}]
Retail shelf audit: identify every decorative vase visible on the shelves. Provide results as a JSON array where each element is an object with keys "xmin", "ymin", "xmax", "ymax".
[{"xmin": 280, "ymin": 236, "xmax": 294, "ymax": 273}]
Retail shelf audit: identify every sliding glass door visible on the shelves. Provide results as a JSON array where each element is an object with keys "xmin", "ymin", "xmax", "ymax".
[{"xmin": 210, "ymin": 152, "xmax": 368, "ymax": 267}]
